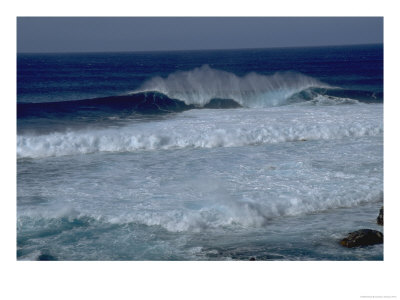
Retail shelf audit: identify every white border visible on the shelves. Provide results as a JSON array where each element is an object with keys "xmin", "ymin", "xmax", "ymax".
[{"xmin": 2, "ymin": 1, "xmax": 399, "ymax": 299}]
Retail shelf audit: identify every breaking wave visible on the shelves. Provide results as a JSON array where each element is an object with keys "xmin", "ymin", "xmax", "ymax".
[
  {"xmin": 17, "ymin": 105, "xmax": 383, "ymax": 159},
  {"xmin": 135, "ymin": 64, "xmax": 328, "ymax": 107},
  {"xmin": 18, "ymin": 66, "xmax": 382, "ymax": 123}
]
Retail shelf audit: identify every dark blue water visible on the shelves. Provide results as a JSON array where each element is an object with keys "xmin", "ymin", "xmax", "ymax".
[{"xmin": 18, "ymin": 44, "xmax": 383, "ymax": 103}]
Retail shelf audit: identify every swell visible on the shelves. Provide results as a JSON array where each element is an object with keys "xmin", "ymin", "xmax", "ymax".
[
  {"xmin": 17, "ymin": 88, "xmax": 379, "ymax": 123},
  {"xmin": 17, "ymin": 92, "xmax": 196, "ymax": 119}
]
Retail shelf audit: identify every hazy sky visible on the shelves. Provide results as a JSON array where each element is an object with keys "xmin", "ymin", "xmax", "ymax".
[{"xmin": 17, "ymin": 17, "xmax": 383, "ymax": 53}]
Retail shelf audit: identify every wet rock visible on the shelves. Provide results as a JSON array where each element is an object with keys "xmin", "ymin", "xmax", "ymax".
[
  {"xmin": 249, "ymin": 257, "xmax": 256, "ymax": 261},
  {"xmin": 340, "ymin": 229, "xmax": 383, "ymax": 248},
  {"xmin": 377, "ymin": 206, "xmax": 383, "ymax": 225}
]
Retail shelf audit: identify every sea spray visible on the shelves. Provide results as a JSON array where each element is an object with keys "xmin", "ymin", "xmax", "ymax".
[{"xmin": 135, "ymin": 65, "xmax": 328, "ymax": 107}]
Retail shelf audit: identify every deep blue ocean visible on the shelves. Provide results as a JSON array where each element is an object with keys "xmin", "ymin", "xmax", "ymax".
[{"xmin": 17, "ymin": 44, "xmax": 383, "ymax": 260}]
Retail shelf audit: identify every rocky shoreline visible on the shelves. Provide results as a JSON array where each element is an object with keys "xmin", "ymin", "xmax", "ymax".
[{"xmin": 339, "ymin": 206, "xmax": 383, "ymax": 248}]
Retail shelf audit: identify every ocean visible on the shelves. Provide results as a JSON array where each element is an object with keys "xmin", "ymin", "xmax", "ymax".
[{"xmin": 17, "ymin": 44, "xmax": 383, "ymax": 260}]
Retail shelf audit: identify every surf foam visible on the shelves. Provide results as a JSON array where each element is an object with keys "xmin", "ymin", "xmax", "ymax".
[{"xmin": 17, "ymin": 104, "xmax": 383, "ymax": 158}]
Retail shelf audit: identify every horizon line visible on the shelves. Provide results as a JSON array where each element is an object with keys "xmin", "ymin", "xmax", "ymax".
[{"xmin": 17, "ymin": 42, "xmax": 383, "ymax": 55}]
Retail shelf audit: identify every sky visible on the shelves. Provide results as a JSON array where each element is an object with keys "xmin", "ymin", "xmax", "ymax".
[{"xmin": 17, "ymin": 17, "xmax": 383, "ymax": 53}]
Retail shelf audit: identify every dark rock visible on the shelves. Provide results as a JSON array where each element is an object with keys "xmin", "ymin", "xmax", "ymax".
[
  {"xmin": 340, "ymin": 229, "xmax": 383, "ymax": 248},
  {"xmin": 249, "ymin": 257, "xmax": 256, "ymax": 261},
  {"xmin": 37, "ymin": 253, "xmax": 57, "ymax": 261},
  {"xmin": 377, "ymin": 206, "xmax": 383, "ymax": 225}
]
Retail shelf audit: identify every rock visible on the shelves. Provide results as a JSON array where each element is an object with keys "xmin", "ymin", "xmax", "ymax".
[
  {"xmin": 249, "ymin": 257, "xmax": 256, "ymax": 261},
  {"xmin": 340, "ymin": 229, "xmax": 383, "ymax": 248},
  {"xmin": 377, "ymin": 206, "xmax": 383, "ymax": 225}
]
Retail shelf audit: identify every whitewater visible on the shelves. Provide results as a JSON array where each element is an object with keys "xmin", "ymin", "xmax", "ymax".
[{"xmin": 18, "ymin": 103, "xmax": 381, "ymax": 158}]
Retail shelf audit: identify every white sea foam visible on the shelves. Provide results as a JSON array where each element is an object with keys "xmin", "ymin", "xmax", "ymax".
[
  {"xmin": 298, "ymin": 94, "xmax": 361, "ymax": 105},
  {"xmin": 17, "ymin": 104, "xmax": 382, "ymax": 158},
  {"xmin": 118, "ymin": 190, "xmax": 383, "ymax": 232},
  {"xmin": 135, "ymin": 65, "xmax": 328, "ymax": 107},
  {"xmin": 18, "ymin": 183, "xmax": 383, "ymax": 233},
  {"xmin": 17, "ymin": 103, "xmax": 383, "ymax": 235}
]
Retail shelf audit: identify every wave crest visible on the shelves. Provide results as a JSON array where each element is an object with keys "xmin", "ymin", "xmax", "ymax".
[{"xmin": 135, "ymin": 65, "xmax": 328, "ymax": 108}]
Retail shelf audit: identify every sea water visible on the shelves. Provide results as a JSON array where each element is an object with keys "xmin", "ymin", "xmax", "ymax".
[{"xmin": 17, "ymin": 45, "xmax": 383, "ymax": 260}]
